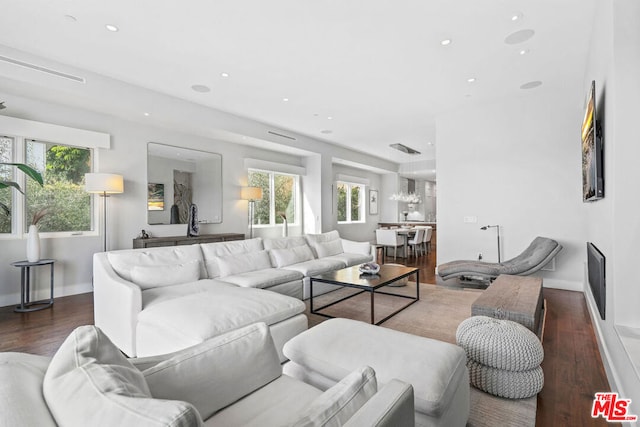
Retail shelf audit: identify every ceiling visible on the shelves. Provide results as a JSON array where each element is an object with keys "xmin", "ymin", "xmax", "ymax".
[{"xmin": 0, "ymin": 0, "xmax": 596, "ymax": 180}]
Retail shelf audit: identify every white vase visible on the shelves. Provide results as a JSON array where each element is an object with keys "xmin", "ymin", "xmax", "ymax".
[
  {"xmin": 27, "ymin": 225, "xmax": 40, "ymax": 262},
  {"xmin": 282, "ymin": 220, "xmax": 288, "ymax": 237}
]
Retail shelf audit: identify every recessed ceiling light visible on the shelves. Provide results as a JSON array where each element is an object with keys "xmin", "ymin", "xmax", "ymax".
[
  {"xmin": 465, "ymin": 94, "xmax": 472, "ymax": 98},
  {"xmin": 467, "ymin": 77, "xmax": 476, "ymax": 83},
  {"xmin": 321, "ymin": 130, "xmax": 333, "ymax": 134},
  {"xmin": 105, "ymin": 24, "xmax": 119, "ymax": 32},
  {"xmin": 519, "ymin": 49, "xmax": 530, "ymax": 55},
  {"xmin": 313, "ymin": 113, "xmax": 319, "ymax": 117},
  {"xmin": 440, "ymin": 39, "xmax": 452, "ymax": 46},
  {"xmin": 64, "ymin": 14, "xmax": 77, "ymax": 22},
  {"xmin": 427, "ymin": 142, "xmax": 433, "ymax": 146},
  {"xmin": 520, "ymin": 81, "xmax": 542, "ymax": 90},
  {"xmin": 220, "ymin": 72, "xmax": 230, "ymax": 78},
  {"xmin": 143, "ymin": 112, "xmax": 150, "ymax": 117},
  {"xmin": 282, "ymin": 98, "xmax": 289, "ymax": 102},
  {"xmin": 191, "ymin": 84, "xmax": 211, "ymax": 93},
  {"xmin": 432, "ymin": 169, "xmax": 436, "ymax": 173},
  {"xmin": 327, "ymin": 116, "xmax": 333, "ymax": 120},
  {"xmin": 511, "ymin": 13, "xmax": 522, "ymax": 21}
]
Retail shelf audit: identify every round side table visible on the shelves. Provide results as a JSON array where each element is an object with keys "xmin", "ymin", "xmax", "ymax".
[{"xmin": 10, "ymin": 259, "xmax": 55, "ymax": 313}]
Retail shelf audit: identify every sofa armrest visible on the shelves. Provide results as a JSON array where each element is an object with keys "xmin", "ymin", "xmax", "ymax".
[
  {"xmin": 345, "ymin": 379, "xmax": 415, "ymax": 427},
  {"xmin": 93, "ymin": 253, "xmax": 142, "ymax": 357}
]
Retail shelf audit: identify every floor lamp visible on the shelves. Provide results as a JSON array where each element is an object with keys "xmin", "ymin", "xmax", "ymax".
[
  {"xmin": 85, "ymin": 173, "xmax": 124, "ymax": 252},
  {"xmin": 241, "ymin": 186, "xmax": 263, "ymax": 239},
  {"xmin": 480, "ymin": 225, "xmax": 501, "ymax": 263}
]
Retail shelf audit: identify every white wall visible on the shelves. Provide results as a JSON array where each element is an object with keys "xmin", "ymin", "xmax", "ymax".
[
  {"xmin": 436, "ymin": 89, "xmax": 585, "ymax": 290},
  {"xmin": 0, "ymin": 91, "xmax": 397, "ymax": 306},
  {"xmin": 582, "ymin": 0, "xmax": 640, "ymax": 417}
]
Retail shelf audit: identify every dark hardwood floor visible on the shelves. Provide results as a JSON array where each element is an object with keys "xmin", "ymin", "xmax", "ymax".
[{"xmin": 0, "ymin": 233, "xmax": 614, "ymax": 426}]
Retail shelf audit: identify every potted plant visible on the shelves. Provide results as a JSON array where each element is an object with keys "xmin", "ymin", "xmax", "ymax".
[{"xmin": 0, "ymin": 162, "xmax": 43, "ymax": 216}]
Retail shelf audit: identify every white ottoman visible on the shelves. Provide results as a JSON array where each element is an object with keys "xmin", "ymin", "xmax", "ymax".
[{"xmin": 283, "ymin": 318, "xmax": 470, "ymax": 427}]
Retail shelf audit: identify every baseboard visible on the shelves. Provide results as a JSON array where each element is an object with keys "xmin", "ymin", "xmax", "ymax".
[
  {"xmin": 0, "ymin": 282, "xmax": 92, "ymax": 309},
  {"xmin": 542, "ymin": 278, "xmax": 583, "ymax": 292}
]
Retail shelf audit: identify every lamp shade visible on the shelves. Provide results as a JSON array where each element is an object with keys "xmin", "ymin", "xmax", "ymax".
[
  {"xmin": 241, "ymin": 186, "xmax": 263, "ymax": 201},
  {"xmin": 85, "ymin": 173, "xmax": 124, "ymax": 194}
]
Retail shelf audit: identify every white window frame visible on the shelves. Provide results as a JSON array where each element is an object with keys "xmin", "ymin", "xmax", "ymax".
[
  {"xmin": 337, "ymin": 181, "xmax": 365, "ymax": 224},
  {"xmin": 248, "ymin": 168, "xmax": 300, "ymax": 228},
  {"xmin": 0, "ymin": 116, "xmax": 109, "ymax": 239}
]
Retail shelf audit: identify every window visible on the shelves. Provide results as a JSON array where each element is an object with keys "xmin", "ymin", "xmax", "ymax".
[
  {"xmin": 25, "ymin": 140, "xmax": 92, "ymax": 233},
  {"xmin": 337, "ymin": 181, "xmax": 364, "ymax": 223},
  {"xmin": 248, "ymin": 169, "xmax": 298, "ymax": 225},
  {"xmin": 0, "ymin": 135, "xmax": 93, "ymax": 236},
  {"xmin": 0, "ymin": 136, "xmax": 13, "ymax": 233}
]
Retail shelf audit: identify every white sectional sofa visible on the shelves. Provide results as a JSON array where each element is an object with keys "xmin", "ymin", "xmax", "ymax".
[
  {"xmin": 0, "ymin": 323, "xmax": 415, "ymax": 427},
  {"xmin": 94, "ymin": 231, "xmax": 374, "ymax": 358}
]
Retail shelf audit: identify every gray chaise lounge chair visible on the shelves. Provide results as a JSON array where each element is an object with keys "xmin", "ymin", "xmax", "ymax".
[{"xmin": 437, "ymin": 236, "xmax": 562, "ymax": 282}]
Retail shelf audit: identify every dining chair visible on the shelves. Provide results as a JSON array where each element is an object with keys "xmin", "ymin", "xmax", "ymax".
[
  {"xmin": 375, "ymin": 229, "xmax": 404, "ymax": 261},
  {"xmin": 408, "ymin": 228, "xmax": 425, "ymax": 258},
  {"xmin": 423, "ymin": 226, "xmax": 433, "ymax": 253}
]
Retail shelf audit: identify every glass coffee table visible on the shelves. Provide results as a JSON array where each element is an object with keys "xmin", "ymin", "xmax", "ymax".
[{"xmin": 310, "ymin": 264, "xmax": 419, "ymax": 325}]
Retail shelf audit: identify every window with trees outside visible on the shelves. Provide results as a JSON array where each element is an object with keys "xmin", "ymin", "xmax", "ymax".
[
  {"xmin": 0, "ymin": 136, "xmax": 93, "ymax": 235},
  {"xmin": 337, "ymin": 181, "xmax": 364, "ymax": 223},
  {"xmin": 248, "ymin": 169, "xmax": 298, "ymax": 226}
]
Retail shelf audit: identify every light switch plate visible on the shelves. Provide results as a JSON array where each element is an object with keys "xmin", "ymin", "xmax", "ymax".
[{"xmin": 464, "ymin": 216, "xmax": 478, "ymax": 223}]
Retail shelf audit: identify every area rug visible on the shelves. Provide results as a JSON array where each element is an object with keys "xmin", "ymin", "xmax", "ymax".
[{"xmin": 305, "ymin": 282, "xmax": 537, "ymax": 427}]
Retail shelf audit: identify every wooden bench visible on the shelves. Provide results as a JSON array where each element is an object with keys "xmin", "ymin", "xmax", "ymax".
[{"xmin": 471, "ymin": 274, "xmax": 545, "ymax": 338}]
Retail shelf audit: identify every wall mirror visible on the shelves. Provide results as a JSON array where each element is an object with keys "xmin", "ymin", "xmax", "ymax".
[{"xmin": 147, "ymin": 142, "xmax": 223, "ymax": 225}]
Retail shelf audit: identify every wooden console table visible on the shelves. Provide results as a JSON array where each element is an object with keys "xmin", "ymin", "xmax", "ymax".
[{"xmin": 133, "ymin": 233, "xmax": 244, "ymax": 249}]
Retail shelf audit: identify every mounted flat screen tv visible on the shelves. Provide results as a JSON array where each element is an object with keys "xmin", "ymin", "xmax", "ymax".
[{"xmin": 581, "ymin": 80, "xmax": 604, "ymax": 202}]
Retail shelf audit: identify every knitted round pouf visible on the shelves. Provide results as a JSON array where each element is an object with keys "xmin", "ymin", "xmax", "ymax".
[
  {"xmin": 456, "ymin": 316, "xmax": 544, "ymax": 399},
  {"xmin": 467, "ymin": 359, "xmax": 544, "ymax": 399},
  {"xmin": 456, "ymin": 316, "xmax": 543, "ymax": 371}
]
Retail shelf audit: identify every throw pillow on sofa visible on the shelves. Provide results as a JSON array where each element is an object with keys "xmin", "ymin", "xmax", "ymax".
[
  {"xmin": 293, "ymin": 365, "xmax": 378, "ymax": 426},
  {"xmin": 43, "ymin": 325, "xmax": 202, "ymax": 427},
  {"xmin": 315, "ymin": 239, "xmax": 344, "ymax": 258},
  {"xmin": 215, "ymin": 250, "xmax": 273, "ymax": 277},
  {"xmin": 130, "ymin": 260, "xmax": 201, "ymax": 289},
  {"xmin": 270, "ymin": 245, "xmax": 316, "ymax": 268}
]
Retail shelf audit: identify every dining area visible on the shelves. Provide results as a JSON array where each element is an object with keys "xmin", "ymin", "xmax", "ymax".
[{"xmin": 375, "ymin": 222, "xmax": 436, "ymax": 263}]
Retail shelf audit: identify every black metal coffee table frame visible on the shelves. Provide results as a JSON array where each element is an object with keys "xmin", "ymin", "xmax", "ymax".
[{"xmin": 310, "ymin": 264, "xmax": 419, "ymax": 325}]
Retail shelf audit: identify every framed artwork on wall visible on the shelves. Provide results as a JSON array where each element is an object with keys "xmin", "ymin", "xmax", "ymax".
[
  {"xmin": 369, "ymin": 189, "xmax": 378, "ymax": 215},
  {"xmin": 147, "ymin": 183, "xmax": 165, "ymax": 211}
]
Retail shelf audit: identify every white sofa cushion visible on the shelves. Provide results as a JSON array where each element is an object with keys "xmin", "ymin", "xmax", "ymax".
[
  {"xmin": 0, "ymin": 353, "xmax": 56, "ymax": 427},
  {"xmin": 136, "ymin": 286, "xmax": 306, "ymax": 356},
  {"xmin": 263, "ymin": 236, "xmax": 309, "ymax": 250},
  {"xmin": 216, "ymin": 250, "xmax": 273, "ymax": 277},
  {"xmin": 340, "ymin": 239, "xmax": 372, "ymax": 256},
  {"xmin": 293, "ymin": 366, "xmax": 377, "ymax": 427},
  {"xmin": 141, "ymin": 279, "xmax": 237, "ymax": 309},
  {"xmin": 206, "ymin": 375, "xmax": 322, "ymax": 427},
  {"xmin": 270, "ymin": 245, "xmax": 316, "ymax": 268},
  {"xmin": 143, "ymin": 323, "xmax": 282, "ymax": 420},
  {"xmin": 107, "ymin": 245, "xmax": 206, "ymax": 282},
  {"xmin": 315, "ymin": 239, "xmax": 344, "ymax": 258},
  {"xmin": 219, "ymin": 268, "xmax": 303, "ymax": 289},
  {"xmin": 201, "ymin": 238, "xmax": 264, "ymax": 278},
  {"xmin": 282, "ymin": 258, "xmax": 347, "ymax": 277},
  {"xmin": 130, "ymin": 260, "xmax": 201, "ymax": 289},
  {"xmin": 323, "ymin": 253, "xmax": 372, "ymax": 268},
  {"xmin": 305, "ymin": 231, "xmax": 341, "ymax": 257},
  {"xmin": 43, "ymin": 325, "xmax": 202, "ymax": 427}
]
